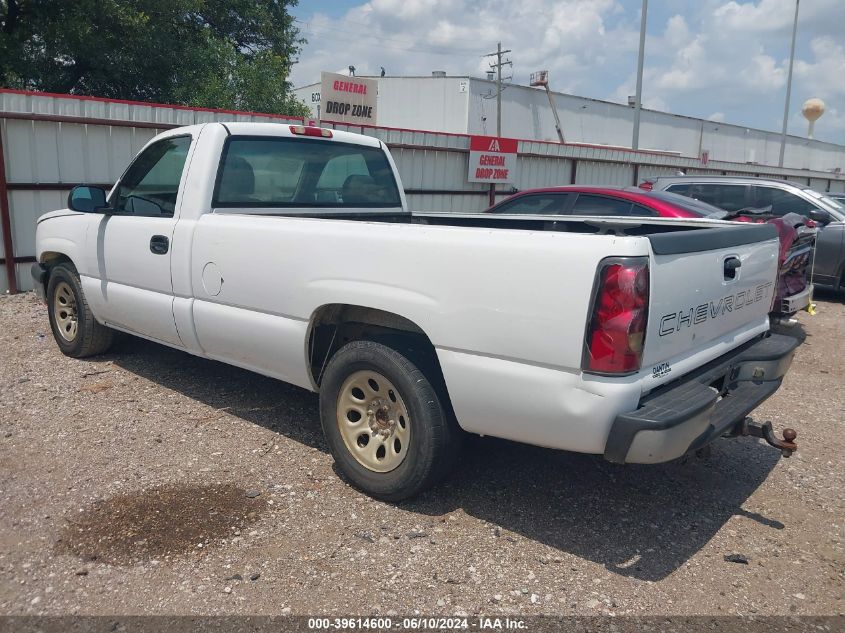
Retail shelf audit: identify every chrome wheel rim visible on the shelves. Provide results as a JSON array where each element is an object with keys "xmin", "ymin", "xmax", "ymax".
[
  {"xmin": 53, "ymin": 281, "xmax": 78, "ymax": 342},
  {"xmin": 336, "ymin": 370, "xmax": 411, "ymax": 473}
]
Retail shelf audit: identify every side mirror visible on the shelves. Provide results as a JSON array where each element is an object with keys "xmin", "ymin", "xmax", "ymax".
[
  {"xmin": 808, "ymin": 208, "xmax": 832, "ymax": 225},
  {"xmin": 68, "ymin": 185, "xmax": 109, "ymax": 213}
]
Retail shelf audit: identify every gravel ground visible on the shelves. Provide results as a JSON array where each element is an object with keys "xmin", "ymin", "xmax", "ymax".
[{"xmin": 0, "ymin": 290, "xmax": 842, "ymax": 616}]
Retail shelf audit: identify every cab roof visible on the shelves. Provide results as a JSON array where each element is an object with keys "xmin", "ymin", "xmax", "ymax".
[{"xmin": 212, "ymin": 122, "xmax": 383, "ymax": 148}]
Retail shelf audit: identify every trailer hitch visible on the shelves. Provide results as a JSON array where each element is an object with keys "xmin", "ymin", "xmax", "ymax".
[{"xmin": 733, "ymin": 418, "xmax": 798, "ymax": 457}]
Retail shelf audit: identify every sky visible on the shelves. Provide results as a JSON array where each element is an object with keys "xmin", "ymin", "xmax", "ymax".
[{"xmin": 289, "ymin": 0, "xmax": 845, "ymax": 144}]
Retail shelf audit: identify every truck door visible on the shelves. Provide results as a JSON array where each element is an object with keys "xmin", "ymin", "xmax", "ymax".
[{"xmin": 81, "ymin": 135, "xmax": 192, "ymax": 347}]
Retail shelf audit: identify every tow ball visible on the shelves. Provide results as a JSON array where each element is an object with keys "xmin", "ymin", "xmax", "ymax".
[{"xmin": 733, "ymin": 417, "xmax": 798, "ymax": 457}]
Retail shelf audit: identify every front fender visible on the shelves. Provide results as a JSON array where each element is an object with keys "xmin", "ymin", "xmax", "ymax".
[{"xmin": 35, "ymin": 211, "xmax": 88, "ymax": 275}]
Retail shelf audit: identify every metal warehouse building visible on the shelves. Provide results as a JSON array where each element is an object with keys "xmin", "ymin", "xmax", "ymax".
[{"xmin": 295, "ymin": 75, "xmax": 845, "ymax": 173}]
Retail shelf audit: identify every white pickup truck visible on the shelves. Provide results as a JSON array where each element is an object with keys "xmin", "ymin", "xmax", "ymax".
[{"xmin": 32, "ymin": 123, "xmax": 800, "ymax": 500}]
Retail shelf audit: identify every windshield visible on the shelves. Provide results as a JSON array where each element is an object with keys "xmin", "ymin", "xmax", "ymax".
[{"xmin": 803, "ymin": 188, "xmax": 845, "ymax": 216}]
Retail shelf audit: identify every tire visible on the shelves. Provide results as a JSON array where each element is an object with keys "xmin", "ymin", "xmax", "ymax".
[
  {"xmin": 319, "ymin": 340, "xmax": 462, "ymax": 501},
  {"xmin": 46, "ymin": 263, "xmax": 114, "ymax": 358}
]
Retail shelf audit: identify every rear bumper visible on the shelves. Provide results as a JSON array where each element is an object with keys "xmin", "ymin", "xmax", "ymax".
[
  {"xmin": 604, "ymin": 333, "xmax": 800, "ymax": 464},
  {"xmin": 779, "ymin": 284, "xmax": 812, "ymax": 314}
]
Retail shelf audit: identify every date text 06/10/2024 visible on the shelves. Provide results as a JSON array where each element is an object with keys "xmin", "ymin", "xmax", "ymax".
[{"xmin": 307, "ymin": 616, "xmax": 527, "ymax": 630}]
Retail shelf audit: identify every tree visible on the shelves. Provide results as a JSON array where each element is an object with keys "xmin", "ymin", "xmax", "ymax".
[{"xmin": 0, "ymin": 0, "xmax": 309, "ymax": 116}]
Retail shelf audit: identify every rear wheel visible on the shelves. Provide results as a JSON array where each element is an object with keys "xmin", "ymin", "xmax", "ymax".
[
  {"xmin": 319, "ymin": 340, "xmax": 461, "ymax": 501},
  {"xmin": 46, "ymin": 263, "xmax": 114, "ymax": 358}
]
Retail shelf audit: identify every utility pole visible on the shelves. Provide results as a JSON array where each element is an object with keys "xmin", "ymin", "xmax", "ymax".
[
  {"xmin": 482, "ymin": 42, "xmax": 512, "ymax": 205},
  {"xmin": 632, "ymin": 0, "xmax": 648, "ymax": 151},
  {"xmin": 779, "ymin": 0, "xmax": 800, "ymax": 168}
]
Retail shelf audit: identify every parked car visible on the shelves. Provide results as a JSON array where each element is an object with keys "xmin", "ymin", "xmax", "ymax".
[
  {"xmin": 486, "ymin": 186, "xmax": 816, "ymax": 317},
  {"xmin": 827, "ymin": 192, "xmax": 845, "ymax": 206},
  {"xmin": 485, "ymin": 185, "xmax": 731, "ymax": 218},
  {"xmin": 641, "ymin": 176, "xmax": 845, "ymax": 292},
  {"xmin": 32, "ymin": 124, "xmax": 800, "ymax": 500}
]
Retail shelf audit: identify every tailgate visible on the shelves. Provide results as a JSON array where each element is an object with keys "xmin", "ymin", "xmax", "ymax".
[{"xmin": 643, "ymin": 224, "xmax": 779, "ymax": 368}]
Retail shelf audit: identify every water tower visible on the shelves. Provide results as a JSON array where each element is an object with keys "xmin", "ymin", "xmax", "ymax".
[{"xmin": 802, "ymin": 98, "xmax": 825, "ymax": 139}]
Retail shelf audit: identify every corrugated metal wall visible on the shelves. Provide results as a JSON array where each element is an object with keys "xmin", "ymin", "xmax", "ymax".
[
  {"xmin": 0, "ymin": 90, "xmax": 298, "ymax": 127},
  {"xmin": 809, "ymin": 177, "xmax": 829, "ymax": 192},
  {"xmin": 0, "ymin": 90, "xmax": 303, "ymax": 293},
  {"xmin": 513, "ymin": 156, "xmax": 573, "ymax": 189},
  {"xmin": 4, "ymin": 89, "xmax": 845, "ymax": 293},
  {"xmin": 573, "ymin": 162, "xmax": 634, "ymax": 187},
  {"xmin": 3, "ymin": 119, "xmax": 157, "ymax": 184}
]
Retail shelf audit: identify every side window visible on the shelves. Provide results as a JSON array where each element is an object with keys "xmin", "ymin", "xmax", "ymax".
[
  {"xmin": 113, "ymin": 136, "xmax": 191, "ymax": 217},
  {"xmin": 752, "ymin": 187, "xmax": 816, "ymax": 216},
  {"xmin": 665, "ymin": 184, "xmax": 690, "ymax": 196},
  {"xmin": 571, "ymin": 194, "xmax": 633, "ymax": 216},
  {"xmin": 630, "ymin": 204, "xmax": 659, "ymax": 217},
  {"xmin": 214, "ymin": 137, "xmax": 401, "ymax": 208},
  {"xmin": 489, "ymin": 193, "xmax": 570, "ymax": 215},
  {"xmin": 677, "ymin": 184, "xmax": 749, "ymax": 212}
]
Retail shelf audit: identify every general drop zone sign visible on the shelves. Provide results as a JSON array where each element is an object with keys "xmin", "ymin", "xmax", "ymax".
[
  {"xmin": 468, "ymin": 136, "xmax": 518, "ymax": 183},
  {"xmin": 320, "ymin": 71, "xmax": 378, "ymax": 125}
]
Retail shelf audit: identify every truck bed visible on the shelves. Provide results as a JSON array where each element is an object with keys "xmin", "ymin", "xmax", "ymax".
[{"xmin": 216, "ymin": 207, "xmax": 775, "ymax": 242}]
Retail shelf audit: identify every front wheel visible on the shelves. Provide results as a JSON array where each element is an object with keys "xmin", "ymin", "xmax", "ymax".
[
  {"xmin": 46, "ymin": 263, "xmax": 114, "ymax": 358},
  {"xmin": 319, "ymin": 340, "xmax": 462, "ymax": 501}
]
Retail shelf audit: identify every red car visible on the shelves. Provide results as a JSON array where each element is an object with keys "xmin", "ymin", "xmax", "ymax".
[
  {"xmin": 485, "ymin": 185, "xmax": 731, "ymax": 219},
  {"xmin": 486, "ymin": 186, "xmax": 815, "ymax": 318}
]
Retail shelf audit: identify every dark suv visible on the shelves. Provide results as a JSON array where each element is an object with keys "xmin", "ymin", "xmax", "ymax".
[{"xmin": 642, "ymin": 176, "xmax": 845, "ymax": 292}]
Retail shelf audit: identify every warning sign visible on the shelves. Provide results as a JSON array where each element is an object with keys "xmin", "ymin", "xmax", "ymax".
[
  {"xmin": 467, "ymin": 135, "xmax": 518, "ymax": 183},
  {"xmin": 320, "ymin": 71, "xmax": 378, "ymax": 125}
]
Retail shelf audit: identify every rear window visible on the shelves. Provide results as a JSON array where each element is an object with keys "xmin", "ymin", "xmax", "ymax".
[
  {"xmin": 488, "ymin": 193, "xmax": 570, "ymax": 215},
  {"xmin": 213, "ymin": 136, "xmax": 402, "ymax": 209}
]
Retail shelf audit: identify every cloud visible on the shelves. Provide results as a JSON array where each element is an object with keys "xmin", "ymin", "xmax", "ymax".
[
  {"xmin": 794, "ymin": 36, "xmax": 845, "ymax": 99},
  {"xmin": 663, "ymin": 14, "xmax": 691, "ymax": 48},
  {"xmin": 712, "ymin": 0, "xmax": 799, "ymax": 32},
  {"xmin": 712, "ymin": 0, "xmax": 845, "ymax": 33},
  {"xmin": 292, "ymin": 0, "xmax": 632, "ymax": 94},
  {"xmin": 610, "ymin": 0, "xmax": 843, "ymax": 140}
]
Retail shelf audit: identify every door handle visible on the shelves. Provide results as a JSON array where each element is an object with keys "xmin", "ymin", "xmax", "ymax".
[
  {"xmin": 150, "ymin": 235, "xmax": 169, "ymax": 255},
  {"xmin": 724, "ymin": 256, "xmax": 741, "ymax": 280}
]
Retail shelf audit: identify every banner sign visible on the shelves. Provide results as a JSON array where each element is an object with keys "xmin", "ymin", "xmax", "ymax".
[
  {"xmin": 320, "ymin": 71, "xmax": 378, "ymax": 125},
  {"xmin": 467, "ymin": 136, "xmax": 518, "ymax": 183}
]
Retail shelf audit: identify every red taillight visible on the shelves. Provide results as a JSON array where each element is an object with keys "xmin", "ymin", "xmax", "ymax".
[
  {"xmin": 638, "ymin": 180, "xmax": 654, "ymax": 191},
  {"xmin": 289, "ymin": 125, "xmax": 333, "ymax": 138},
  {"xmin": 583, "ymin": 258, "xmax": 649, "ymax": 374}
]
